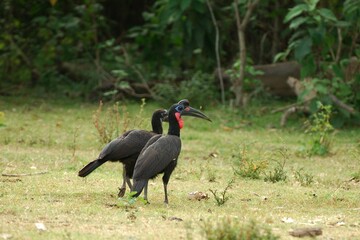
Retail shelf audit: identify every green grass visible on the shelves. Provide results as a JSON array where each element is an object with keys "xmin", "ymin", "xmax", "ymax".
[{"xmin": 1, "ymin": 96, "xmax": 360, "ymax": 239}]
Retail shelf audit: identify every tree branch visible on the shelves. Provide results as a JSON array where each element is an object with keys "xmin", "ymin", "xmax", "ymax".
[
  {"xmin": 206, "ymin": 0, "xmax": 225, "ymax": 105},
  {"xmin": 2, "ymin": 171, "xmax": 48, "ymax": 177},
  {"xmin": 241, "ymin": 0, "xmax": 260, "ymax": 29},
  {"xmin": 233, "ymin": 0, "xmax": 259, "ymax": 107},
  {"xmin": 335, "ymin": 27, "xmax": 342, "ymax": 63}
]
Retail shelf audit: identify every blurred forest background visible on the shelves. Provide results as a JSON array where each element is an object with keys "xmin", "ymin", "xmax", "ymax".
[{"xmin": 0, "ymin": 0, "xmax": 359, "ymax": 126}]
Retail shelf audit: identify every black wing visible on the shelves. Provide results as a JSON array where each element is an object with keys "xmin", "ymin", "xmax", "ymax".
[
  {"xmin": 98, "ymin": 130, "xmax": 155, "ymax": 161},
  {"xmin": 133, "ymin": 135, "xmax": 181, "ymax": 180}
]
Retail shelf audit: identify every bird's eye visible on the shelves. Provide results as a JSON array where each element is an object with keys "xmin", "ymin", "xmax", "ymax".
[{"xmin": 175, "ymin": 105, "xmax": 184, "ymax": 112}]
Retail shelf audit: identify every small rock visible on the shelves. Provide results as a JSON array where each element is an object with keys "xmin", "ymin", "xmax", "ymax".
[
  {"xmin": 188, "ymin": 191, "xmax": 209, "ymax": 201},
  {"xmin": 168, "ymin": 217, "xmax": 183, "ymax": 222},
  {"xmin": 0, "ymin": 233, "xmax": 12, "ymax": 240},
  {"xmin": 281, "ymin": 217, "xmax": 295, "ymax": 223},
  {"xmin": 35, "ymin": 222, "xmax": 46, "ymax": 231},
  {"xmin": 289, "ymin": 227, "xmax": 322, "ymax": 238}
]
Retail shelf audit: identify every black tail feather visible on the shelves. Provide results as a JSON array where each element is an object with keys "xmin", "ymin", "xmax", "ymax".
[
  {"xmin": 132, "ymin": 179, "xmax": 147, "ymax": 197},
  {"xmin": 78, "ymin": 159, "xmax": 106, "ymax": 177}
]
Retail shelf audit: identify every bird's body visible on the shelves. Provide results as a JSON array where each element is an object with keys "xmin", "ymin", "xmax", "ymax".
[
  {"xmin": 78, "ymin": 109, "xmax": 167, "ymax": 197},
  {"xmin": 78, "ymin": 129, "xmax": 156, "ymax": 178},
  {"xmin": 132, "ymin": 135, "xmax": 181, "ymax": 197},
  {"xmin": 132, "ymin": 101, "xmax": 210, "ymax": 204}
]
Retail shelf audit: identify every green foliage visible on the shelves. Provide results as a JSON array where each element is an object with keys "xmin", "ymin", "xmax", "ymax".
[
  {"xmin": 278, "ymin": 0, "xmax": 360, "ymax": 126},
  {"xmin": 200, "ymin": 218, "xmax": 279, "ymax": 240},
  {"xmin": 154, "ymin": 70, "xmax": 218, "ymax": 106},
  {"xmin": 226, "ymin": 59, "xmax": 264, "ymax": 94},
  {"xmin": 304, "ymin": 102, "xmax": 334, "ymax": 156},
  {"xmin": 178, "ymin": 71, "xmax": 218, "ymax": 106},
  {"xmin": 281, "ymin": 0, "xmax": 345, "ymax": 71},
  {"xmin": 127, "ymin": 0, "xmax": 215, "ymax": 72},
  {"xmin": 232, "ymin": 146, "xmax": 268, "ymax": 180},
  {"xmin": 294, "ymin": 168, "xmax": 314, "ymax": 186},
  {"xmin": 209, "ymin": 178, "xmax": 234, "ymax": 206},
  {"xmin": 0, "ymin": 0, "xmax": 108, "ymax": 92}
]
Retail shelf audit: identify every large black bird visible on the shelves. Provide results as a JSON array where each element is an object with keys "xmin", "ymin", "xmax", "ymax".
[
  {"xmin": 78, "ymin": 109, "xmax": 167, "ymax": 197},
  {"xmin": 132, "ymin": 101, "xmax": 211, "ymax": 204}
]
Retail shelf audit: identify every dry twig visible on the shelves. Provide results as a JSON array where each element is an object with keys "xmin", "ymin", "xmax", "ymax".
[{"xmin": 2, "ymin": 171, "xmax": 48, "ymax": 177}]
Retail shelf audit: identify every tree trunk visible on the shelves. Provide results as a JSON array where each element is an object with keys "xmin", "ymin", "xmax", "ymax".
[
  {"xmin": 206, "ymin": 0, "xmax": 225, "ymax": 105},
  {"xmin": 233, "ymin": 0, "xmax": 260, "ymax": 107},
  {"xmin": 271, "ymin": 0, "xmax": 280, "ymax": 60}
]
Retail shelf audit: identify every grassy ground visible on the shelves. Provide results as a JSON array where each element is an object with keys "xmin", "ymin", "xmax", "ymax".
[{"xmin": 1, "ymin": 96, "xmax": 359, "ymax": 239}]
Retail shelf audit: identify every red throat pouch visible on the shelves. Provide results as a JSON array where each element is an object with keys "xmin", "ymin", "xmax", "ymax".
[{"xmin": 175, "ymin": 112, "xmax": 184, "ymax": 129}]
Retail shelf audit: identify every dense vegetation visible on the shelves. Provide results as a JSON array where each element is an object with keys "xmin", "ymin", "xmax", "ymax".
[{"xmin": 0, "ymin": 0, "xmax": 359, "ymax": 124}]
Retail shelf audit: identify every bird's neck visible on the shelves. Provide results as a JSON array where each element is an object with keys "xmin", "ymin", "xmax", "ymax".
[
  {"xmin": 151, "ymin": 119, "xmax": 163, "ymax": 134},
  {"xmin": 168, "ymin": 115, "xmax": 180, "ymax": 137},
  {"xmin": 168, "ymin": 126, "xmax": 180, "ymax": 137}
]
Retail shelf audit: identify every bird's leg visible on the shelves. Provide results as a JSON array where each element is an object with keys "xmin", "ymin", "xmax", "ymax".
[
  {"xmin": 144, "ymin": 182, "xmax": 150, "ymax": 204},
  {"xmin": 162, "ymin": 162, "xmax": 176, "ymax": 204},
  {"xmin": 126, "ymin": 176, "xmax": 132, "ymax": 190},
  {"xmin": 163, "ymin": 183, "xmax": 169, "ymax": 204},
  {"xmin": 118, "ymin": 165, "xmax": 127, "ymax": 198}
]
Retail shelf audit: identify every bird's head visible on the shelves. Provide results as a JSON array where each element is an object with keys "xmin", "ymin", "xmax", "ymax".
[
  {"xmin": 169, "ymin": 100, "xmax": 211, "ymax": 129},
  {"xmin": 153, "ymin": 109, "xmax": 168, "ymax": 122}
]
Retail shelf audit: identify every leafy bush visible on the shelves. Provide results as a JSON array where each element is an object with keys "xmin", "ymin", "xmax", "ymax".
[
  {"xmin": 264, "ymin": 160, "xmax": 287, "ymax": 183},
  {"xmin": 304, "ymin": 102, "xmax": 334, "ymax": 156},
  {"xmin": 200, "ymin": 218, "xmax": 279, "ymax": 240},
  {"xmin": 0, "ymin": 1, "xmax": 107, "ymax": 92},
  {"xmin": 209, "ymin": 178, "xmax": 234, "ymax": 206},
  {"xmin": 178, "ymin": 71, "xmax": 219, "ymax": 107},
  {"xmin": 154, "ymin": 70, "xmax": 218, "ymax": 107},
  {"xmin": 294, "ymin": 168, "xmax": 314, "ymax": 186},
  {"xmin": 278, "ymin": 0, "xmax": 360, "ymax": 126},
  {"xmin": 225, "ymin": 58, "xmax": 265, "ymax": 104},
  {"xmin": 232, "ymin": 146, "xmax": 268, "ymax": 180}
]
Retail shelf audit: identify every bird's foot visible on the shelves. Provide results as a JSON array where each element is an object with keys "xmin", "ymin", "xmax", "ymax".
[{"xmin": 117, "ymin": 187, "xmax": 126, "ymax": 198}]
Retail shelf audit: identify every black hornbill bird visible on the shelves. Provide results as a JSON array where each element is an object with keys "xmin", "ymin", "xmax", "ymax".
[
  {"xmin": 132, "ymin": 100, "xmax": 211, "ymax": 204},
  {"xmin": 78, "ymin": 109, "xmax": 168, "ymax": 197}
]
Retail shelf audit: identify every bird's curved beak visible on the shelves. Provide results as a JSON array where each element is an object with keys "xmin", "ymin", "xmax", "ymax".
[{"xmin": 181, "ymin": 107, "xmax": 212, "ymax": 122}]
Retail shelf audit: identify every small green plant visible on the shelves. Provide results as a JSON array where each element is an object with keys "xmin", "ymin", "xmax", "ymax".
[
  {"xmin": 207, "ymin": 169, "xmax": 217, "ymax": 182},
  {"xmin": 117, "ymin": 191, "xmax": 147, "ymax": 209},
  {"xmin": 233, "ymin": 146, "xmax": 268, "ymax": 180},
  {"xmin": 264, "ymin": 160, "xmax": 287, "ymax": 183},
  {"xmin": 350, "ymin": 171, "xmax": 360, "ymax": 182},
  {"xmin": 294, "ymin": 168, "xmax": 314, "ymax": 186},
  {"xmin": 209, "ymin": 178, "xmax": 234, "ymax": 206},
  {"xmin": 0, "ymin": 111, "xmax": 5, "ymax": 127},
  {"xmin": 304, "ymin": 101, "xmax": 334, "ymax": 156},
  {"xmin": 200, "ymin": 218, "xmax": 279, "ymax": 240},
  {"xmin": 205, "ymin": 158, "xmax": 217, "ymax": 182}
]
